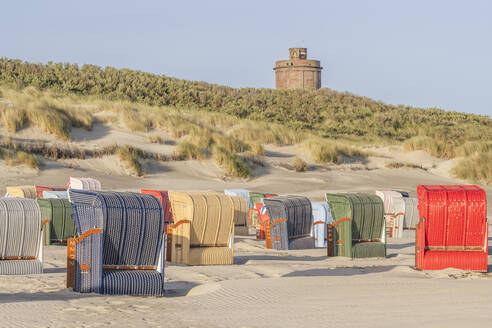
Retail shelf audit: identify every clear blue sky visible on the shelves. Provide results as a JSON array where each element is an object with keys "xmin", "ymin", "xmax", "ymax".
[{"xmin": 2, "ymin": 0, "xmax": 491, "ymax": 116}]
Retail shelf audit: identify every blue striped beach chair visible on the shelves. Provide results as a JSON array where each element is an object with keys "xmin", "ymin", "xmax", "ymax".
[
  {"xmin": 67, "ymin": 190, "xmax": 165, "ymax": 295},
  {"xmin": 0, "ymin": 198, "xmax": 47, "ymax": 275}
]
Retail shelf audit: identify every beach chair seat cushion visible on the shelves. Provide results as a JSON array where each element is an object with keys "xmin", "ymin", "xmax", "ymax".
[
  {"xmin": 422, "ymin": 251, "xmax": 487, "ymax": 270},
  {"xmin": 235, "ymin": 225, "xmax": 249, "ymax": 236},
  {"xmin": 352, "ymin": 242, "xmax": 386, "ymax": 258},
  {"xmin": 288, "ymin": 236, "xmax": 316, "ymax": 250},
  {"xmin": 189, "ymin": 247, "xmax": 234, "ymax": 265},
  {"xmin": 102, "ymin": 270, "xmax": 164, "ymax": 296},
  {"xmin": 0, "ymin": 260, "xmax": 43, "ymax": 275}
]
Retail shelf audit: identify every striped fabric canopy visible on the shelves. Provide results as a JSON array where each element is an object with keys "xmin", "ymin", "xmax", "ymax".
[
  {"xmin": 0, "ymin": 198, "xmax": 43, "ymax": 275},
  {"xmin": 68, "ymin": 190, "xmax": 164, "ymax": 295},
  {"xmin": 69, "ymin": 177, "xmax": 102, "ymax": 191}
]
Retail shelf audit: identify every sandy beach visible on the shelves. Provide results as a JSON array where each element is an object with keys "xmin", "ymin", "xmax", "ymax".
[{"xmin": 0, "ymin": 128, "xmax": 490, "ymax": 327}]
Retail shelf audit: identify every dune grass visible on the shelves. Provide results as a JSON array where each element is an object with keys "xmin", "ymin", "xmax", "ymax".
[
  {"xmin": 147, "ymin": 134, "xmax": 165, "ymax": 144},
  {"xmin": 0, "ymin": 146, "xmax": 41, "ymax": 169},
  {"xmin": 303, "ymin": 137, "xmax": 366, "ymax": 164},
  {"xmin": 117, "ymin": 145, "xmax": 145, "ymax": 176},
  {"xmin": 451, "ymin": 150, "xmax": 492, "ymax": 184},
  {"xmin": 0, "ymin": 77, "xmax": 490, "ymax": 183},
  {"xmin": 176, "ymin": 141, "xmax": 205, "ymax": 160},
  {"xmin": 293, "ymin": 157, "xmax": 308, "ymax": 172},
  {"xmin": 0, "ymin": 87, "xmax": 93, "ymax": 139},
  {"xmin": 213, "ymin": 145, "xmax": 252, "ymax": 178}
]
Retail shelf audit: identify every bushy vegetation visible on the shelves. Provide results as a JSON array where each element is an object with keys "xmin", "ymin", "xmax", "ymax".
[
  {"xmin": 293, "ymin": 157, "xmax": 308, "ymax": 172},
  {"xmin": 213, "ymin": 145, "xmax": 252, "ymax": 179},
  {"xmin": 0, "ymin": 58, "xmax": 490, "ymax": 182}
]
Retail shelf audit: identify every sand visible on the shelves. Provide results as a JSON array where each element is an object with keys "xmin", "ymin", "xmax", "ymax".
[{"xmin": 0, "ymin": 124, "xmax": 491, "ymax": 327}]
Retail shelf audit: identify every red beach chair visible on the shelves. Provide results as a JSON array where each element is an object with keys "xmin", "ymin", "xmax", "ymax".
[{"xmin": 415, "ymin": 185, "xmax": 488, "ymax": 272}]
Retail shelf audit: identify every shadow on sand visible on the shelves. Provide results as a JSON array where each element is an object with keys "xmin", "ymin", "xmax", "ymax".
[
  {"xmin": 282, "ymin": 265, "xmax": 401, "ymax": 278},
  {"xmin": 0, "ymin": 290, "xmax": 98, "ymax": 304},
  {"xmin": 386, "ymin": 243, "xmax": 414, "ymax": 250},
  {"xmin": 234, "ymin": 254, "xmax": 328, "ymax": 264}
]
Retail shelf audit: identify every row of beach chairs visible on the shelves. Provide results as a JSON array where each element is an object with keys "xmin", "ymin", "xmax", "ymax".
[{"xmin": 0, "ymin": 178, "xmax": 488, "ymax": 295}]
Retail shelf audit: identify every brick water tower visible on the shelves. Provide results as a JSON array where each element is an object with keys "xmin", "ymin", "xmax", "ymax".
[{"xmin": 274, "ymin": 48, "xmax": 322, "ymax": 90}]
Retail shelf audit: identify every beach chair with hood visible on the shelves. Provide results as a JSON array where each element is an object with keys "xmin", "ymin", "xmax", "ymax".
[
  {"xmin": 415, "ymin": 185, "xmax": 488, "ymax": 272},
  {"xmin": 67, "ymin": 190, "xmax": 165, "ymax": 295},
  {"xmin": 167, "ymin": 192, "xmax": 234, "ymax": 265},
  {"xmin": 325, "ymin": 193, "xmax": 386, "ymax": 258},
  {"xmin": 0, "ymin": 198, "xmax": 47, "ymax": 275},
  {"xmin": 263, "ymin": 195, "xmax": 314, "ymax": 250}
]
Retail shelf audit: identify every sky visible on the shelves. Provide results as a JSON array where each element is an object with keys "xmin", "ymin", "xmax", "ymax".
[{"xmin": 1, "ymin": 0, "xmax": 491, "ymax": 116}]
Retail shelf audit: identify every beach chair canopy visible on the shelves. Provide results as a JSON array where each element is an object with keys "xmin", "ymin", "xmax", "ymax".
[
  {"xmin": 325, "ymin": 193, "xmax": 386, "ymax": 258},
  {"xmin": 68, "ymin": 190, "xmax": 165, "ymax": 295},
  {"xmin": 38, "ymin": 198, "xmax": 76, "ymax": 245},
  {"xmin": 416, "ymin": 185, "xmax": 487, "ymax": 271},
  {"xmin": 263, "ymin": 195, "xmax": 314, "ymax": 250},
  {"xmin": 6, "ymin": 186, "xmax": 66, "ymax": 199},
  {"xmin": 167, "ymin": 192, "xmax": 234, "ymax": 265},
  {"xmin": 68, "ymin": 177, "xmax": 101, "ymax": 191},
  {"xmin": 42, "ymin": 190, "xmax": 69, "ymax": 199},
  {"xmin": 0, "ymin": 198, "xmax": 44, "ymax": 275},
  {"xmin": 311, "ymin": 202, "xmax": 333, "ymax": 248},
  {"xmin": 392, "ymin": 197, "xmax": 419, "ymax": 230},
  {"xmin": 6, "ymin": 186, "xmax": 37, "ymax": 199},
  {"xmin": 375, "ymin": 190, "xmax": 403, "ymax": 214},
  {"xmin": 248, "ymin": 192, "xmax": 278, "ymax": 207},
  {"xmin": 140, "ymin": 189, "xmax": 174, "ymax": 224},
  {"xmin": 224, "ymin": 189, "xmax": 252, "ymax": 208},
  {"xmin": 231, "ymin": 195, "xmax": 248, "ymax": 236}
]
